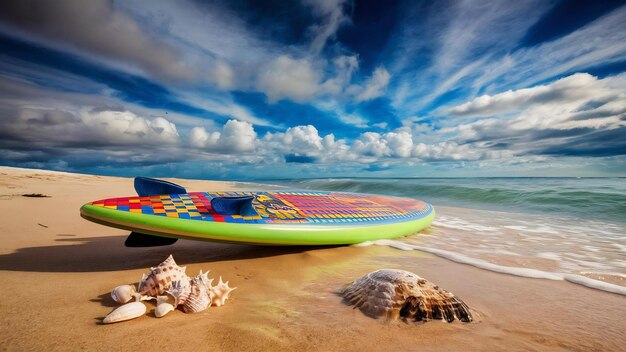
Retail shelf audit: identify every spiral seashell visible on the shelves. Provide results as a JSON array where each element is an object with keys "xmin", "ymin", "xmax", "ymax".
[
  {"xmin": 182, "ymin": 276, "xmax": 210, "ymax": 313},
  {"xmin": 342, "ymin": 269, "xmax": 472, "ymax": 322},
  {"xmin": 103, "ymin": 301, "xmax": 146, "ymax": 324},
  {"xmin": 111, "ymin": 284, "xmax": 136, "ymax": 304},
  {"xmin": 166, "ymin": 278, "xmax": 191, "ymax": 306},
  {"xmin": 196, "ymin": 270, "xmax": 213, "ymax": 291},
  {"xmin": 155, "ymin": 296, "xmax": 175, "ymax": 318},
  {"xmin": 210, "ymin": 277, "xmax": 236, "ymax": 307},
  {"xmin": 137, "ymin": 254, "xmax": 187, "ymax": 297}
]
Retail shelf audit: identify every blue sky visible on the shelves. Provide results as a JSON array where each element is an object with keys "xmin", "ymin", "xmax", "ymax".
[{"xmin": 0, "ymin": 0, "xmax": 625, "ymax": 179}]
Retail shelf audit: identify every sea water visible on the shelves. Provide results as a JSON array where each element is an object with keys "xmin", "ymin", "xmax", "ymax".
[{"xmin": 262, "ymin": 177, "xmax": 626, "ymax": 295}]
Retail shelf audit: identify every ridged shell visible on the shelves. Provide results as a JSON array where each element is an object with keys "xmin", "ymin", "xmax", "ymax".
[
  {"xmin": 138, "ymin": 255, "xmax": 187, "ymax": 297},
  {"xmin": 166, "ymin": 278, "xmax": 192, "ymax": 306},
  {"xmin": 210, "ymin": 277, "xmax": 236, "ymax": 307},
  {"xmin": 182, "ymin": 277, "xmax": 210, "ymax": 313},
  {"xmin": 196, "ymin": 270, "xmax": 213, "ymax": 291},
  {"xmin": 342, "ymin": 269, "xmax": 472, "ymax": 322},
  {"xmin": 103, "ymin": 301, "xmax": 146, "ymax": 324},
  {"xmin": 111, "ymin": 284, "xmax": 135, "ymax": 304}
]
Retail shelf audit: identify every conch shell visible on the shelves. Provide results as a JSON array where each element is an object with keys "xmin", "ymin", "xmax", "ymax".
[
  {"xmin": 342, "ymin": 269, "xmax": 472, "ymax": 322},
  {"xmin": 196, "ymin": 270, "xmax": 213, "ymax": 291},
  {"xmin": 103, "ymin": 301, "xmax": 146, "ymax": 324},
  {"xmin": 210, "ymin": 277, "xmax": 236, "ymax": 307},
  {"xmin": 138, "ymin": 255, "xmax": 187, "ymax": 297},
  {"xmin": 166, "ymin": 278, "xmax": 191, "ymax": 307},
  {"xmin": 182, "ymin": 276, "xmax": 210, "ymax": 313},
  {"xmin": 111, "ymin": 284, "xmax": 136, "ymax": 304},
  {"xmin": 155, "ymin": 295, "xmax": 175, "ymax": 318}
]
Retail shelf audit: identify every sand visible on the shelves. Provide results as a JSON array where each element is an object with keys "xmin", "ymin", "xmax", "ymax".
[{"xmin": 0, "ymin": 166, "xmax": 624, "ymax": 351}]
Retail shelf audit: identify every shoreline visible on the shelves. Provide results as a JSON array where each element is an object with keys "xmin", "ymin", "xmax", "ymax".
[{"xmin": 1, "ymin": 167, "xmax": 624, "ymax": 351}]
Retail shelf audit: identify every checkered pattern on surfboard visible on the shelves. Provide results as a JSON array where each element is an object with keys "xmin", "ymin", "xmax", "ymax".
[{"xmin": 89, "ymin": 191, "xmax": 432, "ymax": 225}]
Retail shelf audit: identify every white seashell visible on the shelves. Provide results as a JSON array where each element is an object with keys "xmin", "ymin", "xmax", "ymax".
[
  {"xmin": 155, "ymin": 303, "xmax": 174, "ymax": 318},
  {"xmin": 155, "ymin": 296, "xmax": 175, "ymax": 318},
  {"xmin": 209, "ymin": 276, "xmax": 236, "ymax": 307},
  {"xmin": 342, "ymin": 269, "xmax": 472, "ymax": 322},
  {"xmin": 103, "ymin": 301, "xmax": 146, "ymax": 324},
  {"xmin": 196, "ymin": 270, "xmax": 213, "ymax": 291},
  {"xmin": 166, "ymin": 278, "xmax": 191, "ymax": 306},
  {"xmin": 182, "ymin": 277, "xmax": 210, "ymax": 313},
  {"xmin": 111, "ymin": 284, "xmax": 136, "ymax": 304},
  {"xmin": 137, "ymin": 254, "xmax": 187, "ymax": 297}
]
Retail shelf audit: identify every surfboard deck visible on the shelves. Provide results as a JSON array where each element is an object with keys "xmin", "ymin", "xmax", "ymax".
[{"xmin": 80, "ymin": 191, "xmax": 435, "ymax": 245}]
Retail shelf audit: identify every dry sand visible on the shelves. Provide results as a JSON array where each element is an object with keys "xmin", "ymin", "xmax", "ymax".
[{"xmin": 0, "ymin": 166, "xmax": 624, "ymax": 351}]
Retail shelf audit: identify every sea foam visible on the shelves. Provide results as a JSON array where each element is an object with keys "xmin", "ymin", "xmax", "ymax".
[{"xmin": 356, "ymin": 240, "xmax": 626, "ymax": 296}]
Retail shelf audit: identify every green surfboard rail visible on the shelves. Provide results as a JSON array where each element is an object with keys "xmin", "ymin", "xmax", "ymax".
[{"xmin": 80, "ymin": 191, "xmax": 436, "ymax": 245}]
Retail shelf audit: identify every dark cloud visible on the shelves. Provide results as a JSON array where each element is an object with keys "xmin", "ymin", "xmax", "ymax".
[
  {"xmin": 285, "ymin": 154, "xmax": 317, "ymax": 163},
  {"xmin": 0, "ymin": 0, "xmax": 191, "ymax": 81},
  {"xmin": 537, "ymin": 127, "xmax": 626, "ymax": 157}
]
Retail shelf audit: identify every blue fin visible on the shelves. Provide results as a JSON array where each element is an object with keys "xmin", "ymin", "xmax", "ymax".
[
  {"xmin": 211, "ymin": 196, "xmax": 257, "ymax": 216},
  {"xmin": 134, "ymin": 177, "xmax": 186, "ymax": 196}
]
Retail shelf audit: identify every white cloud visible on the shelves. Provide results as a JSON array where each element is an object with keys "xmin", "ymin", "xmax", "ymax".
[
  {"xmin": 353, "ymin": 67, "xmax": 391, "ymax": 102},
  {"xmin": 257, "ymin": 55, "xmax": 322, "ymax": 103},
  {"xmin": 352, "ymin": 132, "xmax": 391, "ymax": 157},
  {"xmin": 1, "ymin": 105, "xmax": 180, "ymax": 149},
  {"xmin": 305, "ymin": 0, "xmax": 351, "ymax": 54},
  {"xmin": 448, "ymin": 73, "xmax": 603, "ymax": 117},
  {"xmin": 190, "ymin": 119, "xmax": 257, "ymax": 153},
  {"xmin": 321, "ymin": 55, "xmax": 359, "ymax": 94},
  {"xmin": 81, "ymin": 110, "xmax": 179, "ymax": 144},
  {"xmin": 447, "ymin": 73, "xmax": 626, "ymax": 134},
  {"xmin": 443, "ymin": 73, "xmax": 626, "ymax": 156}
]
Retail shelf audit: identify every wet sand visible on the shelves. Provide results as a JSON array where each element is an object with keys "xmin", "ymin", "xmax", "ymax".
[{"xmin": 0, "ymin": 166, "xmax": 624, "ymax": 351}]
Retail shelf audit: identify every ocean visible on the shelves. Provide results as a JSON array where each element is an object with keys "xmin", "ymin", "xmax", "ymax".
[{"xmin": 260, "ymin": 177, "xmax": 626, "ymax": 295}]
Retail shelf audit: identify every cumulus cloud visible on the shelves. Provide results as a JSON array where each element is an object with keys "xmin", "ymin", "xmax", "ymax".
[
  {"xmin": 190, "ymin": 120, "xmax": 257, "ymax": 153},
  {"xmin": 81, "ymin": 110, "xmax": 179, "ymax": 144},
  {"xmin": 0, "ymin": 106, "xmax": 179, "ymax": 152},
  {"xmin": 257, "ymin": 56, "xmax": 322, "ymax": 103},
  {"xmin": 0, "ymin": 0, "xmax": 191, "ymax": 81},
  {"xmin": 350, "ymin": 129, "xmax": 491, "ymax": 161}
]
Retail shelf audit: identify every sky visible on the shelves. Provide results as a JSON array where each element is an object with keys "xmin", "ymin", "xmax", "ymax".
[{"xmin": 0, "ymin": 0, "xmax": 625, "ymax": 179}]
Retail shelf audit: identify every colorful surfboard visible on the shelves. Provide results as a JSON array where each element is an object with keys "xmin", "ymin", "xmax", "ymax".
[{"xmin": 80, "ymin": 179, "xmax": 435, "ymax": 246}]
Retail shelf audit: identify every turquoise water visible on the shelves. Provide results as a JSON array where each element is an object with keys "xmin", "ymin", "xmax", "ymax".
[
  {"xmin": 265, "ymin": 177, "xmax": 626, "ymax": 224},
  {"xmin": 258, "ymin": 177, "xmax": 626, "ymax": 293}
]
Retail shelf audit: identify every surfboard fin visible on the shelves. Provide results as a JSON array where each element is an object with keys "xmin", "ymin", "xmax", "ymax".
[
  {"xmin": 211, "ymin": 196, "xmax": 257, "ymax": 216},
  {"xmin": 134, "ymin": 177, "xmax": 186, "ymax": 197},
  {"xmin": 125, "ymin": 232, "xmax": 178, "ymax": 247}
]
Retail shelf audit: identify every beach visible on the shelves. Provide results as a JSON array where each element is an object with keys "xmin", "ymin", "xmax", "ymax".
[{"xmin": 0, "ymin": 167, "xmax": 624, "ymax": 351}]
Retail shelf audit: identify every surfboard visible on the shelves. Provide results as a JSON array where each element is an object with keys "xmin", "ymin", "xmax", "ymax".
[{"xmin": 80, "ymin": 179, "xmax": 435, "ymax": 246}]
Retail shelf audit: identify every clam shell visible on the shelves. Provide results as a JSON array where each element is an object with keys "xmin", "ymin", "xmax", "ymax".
[
  {"xmin": 103, "ymin": 301, "xmax": 146, "ymax": 324},
  {"xmin": 111, "ymin": 284, "xmax": 136, "ymax": 304},
  {"xmin": 342, "ymin": 269, "xmax": 472, "ymax": 322},
  {"xmin": 182, "ymin": 277, "xmax": 210, "ymax": 313},
  {"xmin": 138, "ymin": 255, "xmax": 188, "ymax": 297},
  {"xmin": 210, "ymin": 276, "xmax": 236, "ymax": 307}
]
